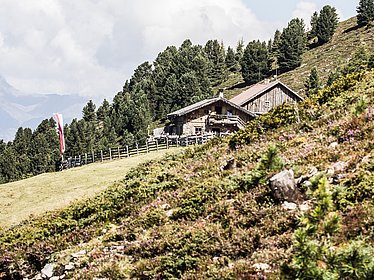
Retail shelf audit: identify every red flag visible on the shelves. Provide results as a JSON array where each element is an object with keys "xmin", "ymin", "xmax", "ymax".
[{"xmin": 55, "ymin": 113, "xmax": 65, "ymax": 155}]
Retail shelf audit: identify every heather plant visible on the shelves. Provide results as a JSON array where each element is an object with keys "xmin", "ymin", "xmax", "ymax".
[{"xmin": 282, "ymin": 175, "xmax": 374, "ymax": 279}]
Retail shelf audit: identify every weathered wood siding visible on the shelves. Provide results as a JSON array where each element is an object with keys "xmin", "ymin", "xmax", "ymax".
[
  {"xmin": 243, "ymin": 84, "xmax": 299, "ymax": 114},
  {"xmin": 174, "ymin": 100, "xmax": 253, "ymax": 135}
]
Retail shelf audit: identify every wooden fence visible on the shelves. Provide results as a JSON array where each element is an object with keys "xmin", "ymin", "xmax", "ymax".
[{"xmin": 61, "ymin": 134, "xmax": 218, "ymax": 169}]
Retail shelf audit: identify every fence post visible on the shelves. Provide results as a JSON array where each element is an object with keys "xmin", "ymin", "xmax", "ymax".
[
  {"xmin": 85, "ymin": 153, "xmax": 87, "ymax": 165},
  {"xmin": 136, "ymin": 142, "xmax": 139, "ymax": 154},
  {"xmin": 146, "ymin": 140, "xmax": 149, "ymax": 153},
  {"xmin": 166, "ymin": 137, "xmax": 169, "ymax": 149},
  {"xmin": 126, "ymin": 145, "xmax": 129, "ymax": 157},
  {"xmin": 186, "ymin": 137, "xmax": 189, "ymax": 147},
  {"xmin": 92, "ymin": 150, "xmax": 95, "ymax": 163},
  {"xmin": 118, "ymin": 147, "xmax": 121, "ymax": 159},
  {"xmin": 100, "ymin": 150, "xmax": 103, "ymax": 162},
  {"xmin": 156, "ymin": 139, "xmax": 159, "ymax": 151},
  {"xmin": 109, "ymin": 148, "xmax": 112, "ymax": 160},
  {"xmin": 195, "ymin": 136, "xmax": 198, "ymax": 145}
]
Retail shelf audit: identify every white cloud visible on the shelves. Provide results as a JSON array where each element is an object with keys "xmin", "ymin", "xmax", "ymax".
[
  {"xmin": 292, "ymin": 1, "xmax": 318, "ymax": 30},
  {"xmin": 0, "ymin": 0, "xmax": 279, "ymax": 100}
]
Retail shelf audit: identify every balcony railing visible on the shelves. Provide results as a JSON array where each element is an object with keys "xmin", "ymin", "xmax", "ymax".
[{"xmin": 207, "ymin": 114, "xmax": 247, "ymax": 129}]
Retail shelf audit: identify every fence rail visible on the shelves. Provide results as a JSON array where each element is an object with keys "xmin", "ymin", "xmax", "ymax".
[{"xmin": 60, "ymin": 134, "xmax": 219, "ymax": 170}]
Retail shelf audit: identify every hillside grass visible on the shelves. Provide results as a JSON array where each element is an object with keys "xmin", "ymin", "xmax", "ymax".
[
  {"xmin": 220, "ymin": 17, "xmax": 374, "ymax": 99},
  {"xmin": 0, "ymin": 148, "xmax": 182, "ymax": 228},
  {"xmin": 0, "ymin": 67, "xmax": 372, "ymax": 279}
]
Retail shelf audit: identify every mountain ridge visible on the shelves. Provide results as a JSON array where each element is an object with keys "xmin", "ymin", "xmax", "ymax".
[{"xmin": 0, "ymin": 75, "xmax": 86, "ymax": 141}]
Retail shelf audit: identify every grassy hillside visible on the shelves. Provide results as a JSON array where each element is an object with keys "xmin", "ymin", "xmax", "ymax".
[
  {"xmin": 0, "ymin": 63, "xmax": 372, "ymax": 279},
  {"xmin": 0, "ymin": 148, "xmax": 181, "ymax": 228},
  {"xmin": 221, "ymin": 16, "xmax": 374, "ymax": 99}
]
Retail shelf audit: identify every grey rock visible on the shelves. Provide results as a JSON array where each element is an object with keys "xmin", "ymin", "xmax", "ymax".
[
  {"xmin": 269, "ymin": 169, "xmax": 302, "ymax": 203},
  {"xmin": 64, "ymin": 263, "xmax": 75, "ymax": 271},
  {"xmin": 282, "ymin": 201, "xmax": 298, "ymax": 211},
  {"xmin": 252, "ymin": 263, "xmax": 271, "ymax": 272},
  {"xmin": 71, "ymin": 250, "xmax": 86, "ymax": 258},
  {"xmin": 41, "ymin": 263, "xmax": 54, "ymax": 278},
  {"xmin": 329, "ymin": 142, "xmax": 338, "ymax": 149}
]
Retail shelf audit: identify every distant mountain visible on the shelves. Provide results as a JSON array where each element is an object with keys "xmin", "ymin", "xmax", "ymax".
[{"xmin": 0, "ymin": 75, "xmax": 86, "ymax": 142}]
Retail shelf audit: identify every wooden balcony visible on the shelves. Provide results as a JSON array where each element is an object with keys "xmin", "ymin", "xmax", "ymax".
[{"xmin": 207, "ymin": 114, "xmax": 247, "ymax": 129}]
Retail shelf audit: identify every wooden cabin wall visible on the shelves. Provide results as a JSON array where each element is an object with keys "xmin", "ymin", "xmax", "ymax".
[{"xmin": 243, "ymin": 86, "xmax": 299, "ymax": 113}]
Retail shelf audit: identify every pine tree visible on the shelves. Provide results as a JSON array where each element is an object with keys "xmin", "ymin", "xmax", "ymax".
[
  {"xmin": 315, "ymin": 5, "xmax": 339, "ymax": 44},
  {"xmin": 357, "ymin": 0, "xmax": 374, "ymax": 26},
  {"xmin": 241, "ymin": 40, "xmax": 270, "ymax": 84},
  {"xmin": 225, "ymin": 46, "xmax": 237, "ymax": 72},
  {"xmin": 204, "ymin": 39, "xmax": 227, "ymax": 86},
  {"xmin": 305, "ymin": 67, "xmax": 320, "ymax": 96},
  {"xmin": 309, "ymin": 11, "xmax": 319, "ymax": 39},
  {"xmin": 277, "ymin": 18, "xmax": 307, "ymax": 72},
  {"xmin": 235, "ymin": 39, "xmax": 245, "ymax": 71},
  {"xmin": 82, "ymin": 100, "xmax": 97, "ymax": 122}
]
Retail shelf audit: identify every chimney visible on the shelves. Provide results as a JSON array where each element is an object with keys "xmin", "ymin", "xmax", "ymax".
[{"xmin": 218, "ymin": 88, "xmax": 224, "ymax": 98}]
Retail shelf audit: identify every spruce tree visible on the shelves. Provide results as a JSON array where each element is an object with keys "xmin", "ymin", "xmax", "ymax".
[
  {"xmin": 241, "ymin": 40, "xmax": 270, "ymax": 84},
  {"xmin": 305, "ymin": 67, "xmax": 320, "ymax": 96},
  {"xmin": 357, "ymin": 0, "xmax": 374, "ymax": 26},
  {"xmin": 277, "ymin": 18, "xmax": 307, "ymax": 72},
  {"xmin": 315, "ymin": 5, "xmax": 339, "ymax": 44},
  {"xmin": 225, "ymin": 46, "xmax": 237, "ymax": 72},
  {"xmin": 204, "ymin": 40, "xmax": 227, "ymax": 86},
  {"xmin": 309, "ymin": 11, "xmax": 319, "ymax": 40}
]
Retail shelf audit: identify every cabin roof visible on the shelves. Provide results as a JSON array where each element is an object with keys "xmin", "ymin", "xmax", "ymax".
[
  {"xmin": 230, "ymin": 80, "xmax": 303, "ymax": 106},
  {"xmin": 167, "ymin": 96, "xmax": 256, "ymax": 118}
]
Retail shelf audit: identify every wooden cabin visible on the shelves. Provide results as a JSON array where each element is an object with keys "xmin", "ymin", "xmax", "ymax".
[
  {"xmin": 166, "ymin": 94, "xmax": 255, "ymax": 136},
  {"xmin": 230, "ymin": 80, "xmax": 303, "ymax": 115}
]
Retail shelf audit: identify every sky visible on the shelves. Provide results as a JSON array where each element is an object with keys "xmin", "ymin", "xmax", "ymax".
[{"xmin": 0, "ymin": 0, "xmax": 359, "ymax": 101}]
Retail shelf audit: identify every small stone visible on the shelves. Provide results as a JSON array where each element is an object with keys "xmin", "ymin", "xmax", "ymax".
[
  {"xmin": 299, "ymin": 201, "xmax": 312, "ymax": 212},
  {"xmin": 302, "ymin": 180, "xmax": 312, "ymax": 188},
  {"xmin": 282, "ymin": 201, "xmax": 298, "ymax": 211},
  {"xmin": 64, "ymin": 263, "xmax": 75, "ymax": 271},
  {"xmin": 252, "ymin": 263, "xmax": 271, "ymax": 272},
  {"xmin": 50, "ymin": 277, "xmax": 60, "ymax": 280},
  {"xmin": 166, "ymin": 209, "xmax": 174, "ymax": 217},
  {"xmin": 41, "ymin": 263, "xmax": 54, "ymax": 278},
  {"xmin": 33, "ymin": 274, "xmax": 43, "ymax": 280},
  {"xmin": 160, "ymin": 203, "xmax": 170, "ymax": 210},
  {"xmin": 329, "ymin": 142, "xmax": 338, "ymax": 149},
  {"xmin": 71, "ymin": 250, "xmax": 86, "ymax": 258},
  {"xmin": 332, "ymin": 161, "xmax": 348, "ymax": 173}
]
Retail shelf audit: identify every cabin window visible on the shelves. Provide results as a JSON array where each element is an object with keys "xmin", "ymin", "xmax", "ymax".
[
  {"xmin": 264, "ymin": 100, "xmax": 271, "ymax": 109},
  {"xmin": 195, "ymin": 127, "xmax": 202, "ymax": 135},
  {"xmin": 215, "ymin": 106, "xmax": 222, "ymax": 114},
  {"xmin": 227, "ymin": 109, "xmax": 233, "ymax": 116},
  {"xmin": 204, "ymin": 109, "xmax": 209, "ymax": 114}
]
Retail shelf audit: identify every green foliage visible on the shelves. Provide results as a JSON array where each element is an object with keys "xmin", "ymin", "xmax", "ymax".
[
  {"xmin": 277, "ymin": 18, "xmax": 307, "ymax": 71},
  {"xmin": 305, "ymin": 67, "xmax": 321, "ymax": 96},
  {"xmin": 283, "ymin": 175, "xmax": 374, "ymax": 279},
  {"xmin": 241, "ymin": 40, "xmax": 270, "ymax": 84},
  {"xmin": 315, "ymin": 5, "xmax": 339, "ymax": 44},
  {"xmin": 357, "ymin": 0, "xmax": 374, "ymax": 26}
]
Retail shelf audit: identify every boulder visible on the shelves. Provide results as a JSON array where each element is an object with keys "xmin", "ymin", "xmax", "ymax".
[
  {"xmin": 269, "ymin": 169, "xmax": 302, "ymax": 203},
  {"xmin": 41, "ymin": 263, "xmax": 54, "ymax": 278}
]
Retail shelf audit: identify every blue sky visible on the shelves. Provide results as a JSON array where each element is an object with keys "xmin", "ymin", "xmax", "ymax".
[{"xmin": 0, "ymin": 1, "xmax": 361, "ymax": 100}]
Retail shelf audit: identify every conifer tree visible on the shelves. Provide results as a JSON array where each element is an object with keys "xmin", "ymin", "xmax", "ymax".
[
  {"xmin": 204, "ymin": 40, "xmax": 227, "ymax": 86},
  {"xmin": 277, "ymin": 18, "xmax": 307, "ymax": 72},
  {"xmin": 225, "ymin": 46, "xmax": 237, "ymax": 72},
  {"xmin": 241, "ymin": 40, "xmax": 270, "ymax": 84},
  {"xmin": 357, "ymin": 0, "xmax": 374, "ymax": 26},
  {"xmin": 305, "ymin": 67, "xmax": 320, "ymax": 96},
  {"xmin": 315, "ymin": 5, "xmax": 339, "ymax": 44}
]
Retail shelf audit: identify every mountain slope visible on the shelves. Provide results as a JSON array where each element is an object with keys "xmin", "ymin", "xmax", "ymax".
[
  {"xmin": 0, "ymin": 66, "xmax": 372, "ymax": 279},
  {"xmin": 0, "ymin": 76, "xmax": 86, "ymax": 141}
]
